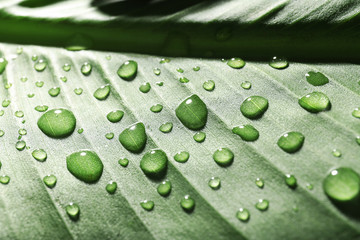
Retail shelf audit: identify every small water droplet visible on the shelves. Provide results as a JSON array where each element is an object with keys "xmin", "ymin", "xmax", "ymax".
[
  {"xmin": 277, "ymin": 132, "xmax": 305, "ymax": 153},
  {"xmin": 117, "ymin": 60, "xmax": 137, "ymax": 80},
  {"xmin": 74, "ymin": 88, "xmax": 83, "ymax": 95},
  {"xmin": 213, "ymin": 148, "xmax": 234, "ymax": 167},
  {"xmin": 232, "ymin": 125, "xmax": 259, "ymax": 141},
  {"xmin": 32, "ymin": 149, "xmax": 47, "ymax": 162},
  {"xmin": 0, "ymin": 58, "xmax": 7, "ymax": 74},
  {"xmin": 106, "ymin": 181, "xmax": 117, "ymax": 194},
  {"xmin": 105, "ymin": 55, "xmax": 111, "ymax": 60},
  {"xmin": 140, "ymin": 149, "xmax": 168, "ymax": 178},
  {"xmin": 35, "ymin": 81, "xmax": 44, "ymax": 87},
  {"xmin": 37, "ymin": 108, "xmax": 76, "ymax": 138},
  {"xmin": 208, "ymin": 177, "xmax": 221, "ymax": 190},
  {"xmin": 139, "ymin": 82, "xmax": 151, "ymax": 93},
  {"xmin": 14, "ymin": 111, "xmax": 24, "ymax": 118},
  {"xmin": 107, "ymin": 110, "xmax": 124, "ymax": 123},
  {"xmin": 0, "ymin": 130, "xmax": 4, "ymax": 137},
  {"xmin": 180, "ymin": 195, "xmax": 195, "ymax": 212},
  {"xmin": 156, "ymin": 81, "xmax": 164, "ymax": 86},
  {"xmin": 356, "ymin": 136, "xmax": 360, "ymax": 145},
  {"xmin": 77, "ymin": 128, "xmax": 84, "ymax": 134},
  {"xmin": 176, "ymin": 68, "xmax": 184, "ymax": 73},
  {"xmin": 352, "ymin": 108, "xmax": 360, "ymax": 118},
  {"xmin": 176, "ymin": 95, "xmax": 208, "ymax": 130},
  {"xmin": 159, "ymin": 122, "xmax": 173, "ymax": 133},
  {"xmin": 48, "ymin": 87, "xmax": 60, "ymax": 97},
  {"xmin": 31, "ymin": 55, "xmax": 38, "ymax": 61},
  {"xmin": 93, "ymin": 85, "xmax": 110, "ymax": 100},
  {"xmin": 299, "ymin": 92, "xmax": 330, "ymax": 113},
  {"xmin": 81, "ymin": 62, "xmax": 92, "ymax": 76},
  {"xmin": 15, "ymin": 140, "xmax": 26, "ymax": 151},
  {"xmin": 18, "ymin": 128, "xmax": 27, "ymax": 135},
  {"xmin": 150, "ymin": 104, "xmax": 163, "ymax": 113},
  {"xmin": 179, "ymin": 77, "xmax": 190, "ymax": 83},
  {"xmin": 236, "ymin": 208, "xmax": 250, "ymax": 222},
  {"xmin": 35, "ymin": 105, "xmax": 49, "ymax": 112},
  {"xmin": 305, "ymin": 71, "xmax": 329, "ymax": 86},
  {"xmin": 34, "ymin": 59, "xmax": 47, "ymax": 72},
  {"xmin": 203, "ymin": 80, "xmax": 215, "ymax": 91},
  {"xmin": 306, "ymin": 183, "xmax": 314, "ymax": 190},
  {"xmin": 60, "ymin": 76, "xmax": 67, "ymax": 82},
  {"xmin": 63, "ymin": 63, "xmax": 71, "ymax": 72},
  {"xmin": 323, "ymin": 167, "xmax": 360, "ymax": 201},
  {"xmin": 193, "ymin": 132, "xmax": 206, "ymax": 143},
  {"xmin": 43, "ymin": 175, "xmax": 57, "ymax": 188},
  {"xmin": 0, "ymin": 175, "xmax": 10, "ymax": 184},
  {"xmin": 105, "ymin": 132, "xmax": 114, "ymax": 140},
  {"xmin": 66, "ymin": 150, "xmax": 103, "ymax": 183},
  {"xmin": 193, "ymin": 66, "xmax": 200, "ymax": 71},
  {"xmin": 269, "ymin": 56, "xmax": 288, "ymax": 69},
  {"xmin": 332, "ymin": 149, "xmax": 342, "ymax": 157},
  {"xmin": 240, "ymin": 96, "xmax": 268, "ymax": 119},
  {"xmin": 227, "ymin": 58, "xmax": 245, "ymax": 69},
  {"xmin": 20, "ymin": 76, "xmax": 28, "ymax": 82},
  {"xmin": 157, "ymin": 180, "xmax": 172, "ymax": 196},
  {"xmin": 153, "ymin": 68, "xmax": 161, "ymax": 76},
  {"xmin": 140, "ymin": 200, "xmax": 154, "ymax": 211},
  {"xmin": 160, "ymin": 58, "xmax": 170, "ymax": 64},
  {"xmin": 28, "ymin": 93, "xmax": 35, "ymax": 98},
  {"xmin": 66, "ymin": 203, "xmax": 80, "ymax": 220},
  {"xmin": 119, "ymin": 122, "xmax": 147, "ymax": 153},
  {"xmin": 16, "ymin": 47, "xmax": 23, "ymax": 54},
  {"xmin": 5, "ymin": 82, "xmax": 12, "ymax": 89},
  {"xmin": 2, "ymin": 99, "xmax": 10, "ymax": 107},
  {"xmin": 241, "ymin": 81, "xmax": 252, "ymax": 90},
  {"xmin": 174, "ymin": 151, "xmax": 189, "ymax": 163},
  {"xmin": 118, "ymin": 158, "xmax": 129, "ymax": 167},
  {"xmin": 255, "ymin": 199, "xmax": 269, "ymax": 211},
  {"xmin": 255, "ymin": 178, "xmax": 264, "ymax": 188},
  {"xmin": 285, "ymin": 174, "xmax": 297, "ymax": 188}
]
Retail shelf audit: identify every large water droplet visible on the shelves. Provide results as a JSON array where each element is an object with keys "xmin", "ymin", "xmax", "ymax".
[
  {"xmin": 93, "ymin": 85, "xmax": 110, "ymax": 100},
  {"xmin": 66, "ymin": 203, "xmax": 80, "ymax": 220},
  {"xmin": 140, "ymin": 200, "xmax": 154, "ymax": 211},
  {"xmin": 232, "ymin": 125, "xmax": 259, "ymax": 141},
  {"xmin": 180, "ymin": 195, "xmax": 195, "ymax": 212},
  {"xmin": 240, "ymin": 96, "xmax": 269, "ymax": 119},
  {"xmin": 140, "ymin": 149, "xmax": 168, "ymax": 178},
  {"xmin": 117, "ymin": 60, "xmax": 137, "ymax": 81},
  {"xmin": 305, "ymin": 71, "xmax": 329, "ymax": 86},
  {"xmin": 285, "ymin": 174, "xmax": 297, "ymax": 188},
  {"xmin": 255, "ymin": 199, "xmax": 269, "ymax": 211},
  {"xmin": 208, "ymin": 177, "xmax": 221, "ymax": 190},
  {"xmin": 277, "ymin": 132, "xmax": 305, "ymax": 153},
  {"xmin": 107, "ymin": 110, "xmax": 124, "ymax": 123},
  {"xmin": 175, "ymin": 95, "xmax": 208, "ymax": 130},
  {"xmin": 213, "ymin": 148, "xmax": 234, "ymax": 166},
  {"xmin": 81, "ymin": 62, "xmax": 92, "ymax": 76},
  {"xmin": 323, "ymin": 167, "xmax": 360, "ymax": 201},
  {"xmin": 299, "ymin": 92, "xmax": 330, "ymax": 113},
  {"xmin": 34, "ymin": 59, "xmax": 47, "ymax": 72},
  {"xmin": 119, "ymin": 122, "xmax": 147, "ymax": 153},
  {"xmin": 174, "ymin": 151, "xmax": 189, "ymax": 163},
  {"xmin": 37, "ymin": 108, "xmax": 76, "ymax": 138},
  {"xmin": 236, "ymin": 208, "xmax": 250, "ymax": 222},
  {"xmin": 106, "ymin": 181, "xmax": 117, "ymax": 194},
  {"xmin": 32, "ymin": 149, "xmax": 47, "ymax": 162},
  {"xmin": 269, "ymin": 57, "xmax": 288, "ymax": 69},
  {"xmin": 43, "ymin": 175, "xmax": 57, "ymax": 188},
  {"xmin": 227, "ymin": 58, "xmax": 245, "ymax": 69},
  {"xmin": 157, "ymin": 180, "xmax": 172, "ymax": 196},
  {"xmin": 66, "ymin": 150, "xmax": 104, "ymax": 183}
]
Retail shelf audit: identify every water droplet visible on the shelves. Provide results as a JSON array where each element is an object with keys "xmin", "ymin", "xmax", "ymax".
[
  {"xmin": 15, "ymin": 111, "xmax": 24, "ymax": 118},
  {"xmin": 255, "ymin": 199, "xmax": 269, "ymax": 211},
  {"xmin": 0, "ymin": 58, "xmax": 7, "ymax": 74},
  {"xmin": 18, "ymin": 128, "xmax": 27, "ymax": 135},
  {"xmin": 66, "ymin": 150, "xmax": 103, "ymax": 183},
  {"xmin": 106, "ymin": 181, "xmax": 117, "ymax": 194},
  {"xmin": 105, "ymin": 132, "xmax": 114, "ymax": 140},
  {"xmin": 43, "ymin": 175, "xmax": 57, "ymax": 188},
  {"xmin": 34, "ymin": 59, "xmax": 47, "ymax": 72},
  {"xmin": 193, "ymin": 66, "xmax": 200, "ymax": 71},
  {"xmin": 81, "ymin": 62, "xmax": 92, "ymax": 76},
  {"xmin": 236, "ymin": 208, "xmax": 250, "ymax": 222},
  {"xmin": 16, "ymin": 140, "xmax": 26, "ymax": 151},
  {"xmin": 208, "ymin": 177, "xmax": 221, "ymax": 190},
  {"xmin": 66, "ymin": 203, "xmax": 80, "ymax": 220},
  {"xmin": 193, "ymin": 132, "xmax": 206, "ymax": 143},
  {"xmin": 0, "ymin": 130, "xmax": 4, "ymax": 137},
  {"xmin": 5, "ymin": 83, "xmax": 12, "ymax": 89},
  {"xmin": 356, "ymin": 136, "xmax": 360, "ymax": 145},
  {"xmin": 35, "ymin": 105, "xmax": 49, "ymax": 112},
  {"xmin": 37, "ymin": 108, "xmax": 76, "ymax": 138},
  {"xmin": 352, "ymin": 108, "xmax": 360, "ymax": 118},
  {"xmin": 232, "ymin": 125, "xmax": 259, "ymax": 141},
  {"xmin": 93, "ymin": 85, "xmax": 110, "ymax": 100},
  {"xmin": 299, "ymin": 92, "xmax": 330, "ymax": 113},
  {"xmin": 117, "ymin": 60, "xmax": 137, "ymax": 81},
  {"xmin": 63, "ymin": 63, "xmax": 71, "ymax": 72},
  {"xmin": 139, "ymin": 82, "xmax": 151, "ymax": 93},
  {"xmin": 179, "ymin": 77, "xmax": 190, "ymax": 83},
  {"xmin": 0, "ymin": 110, "xmax": 4, "ymax": 116},
  {"xmin": 150, "ymin": 104, "xmax": 163, "ymax": 113},
  {"xmin": 20, "ymin": 76, "xmax": 28, "ymax": 82},
  {"xmin": 159, "ymin": 122, "xmax": 173, "ymax": 133},
  {"xmin": 0, "ymin": 175, "xmax": 10, "ymax": 184},
  {"xmin": 106, "ymin": 110, "xmax": 124, "ymax": 123},
  {"xmin": 31, "ymin": 55, "xmax": 38, "ymax": 61},
  {"xmin": 255, "ymin": 178, "xmax": 264, "ymax": 188},
  {"xmin": 32, "ymin": 149, "xmax": 47, "ymax": 162},
  {"xmin": 2, "ymin": 99, "xmax": 10, "ymax": 107},
  {"xmin": 156, "ymin": 81, "xmax": 164, "ymax": 86},
  {"xmin": 285, "ymin": 174, "xmax": 297, "ymax": 188},
  {"xmin": 16, "ymin": 47, "xmax": 23, "ymax": 54},
  {"xmin": 227, "ymin": 58, "xmax": 245, "ymax": 69},
  {"xmin": 60, "ymin": 76, "xmax": 67, "ymax": 82},
  {"xmin": 332, "ymin": 149, "xmax": 342, "ymax": 157},
  {"xmin": 106, "ymin": 55, "xmax": 111, "ymax": 60},
  {"xmin": 213, "ymin": 148, "xmax": 234, "ymax": 167},
  {"xmin": 119, "ymin": 122, "xmax": 147, "ymax": 153},
  {"xmin": 277, "ymin": 132, "xmax": 305, "ymax": 153},
  {"xmin": 305, "ymin": 71, "xmax": 329, "ymax": 86},
  {"xmin": 203, "ymin": 80, "xmax": 215, "ymax": 91},
  {"xmin": 48, "ymin": 87, "xmax": 60, "ymax": 97},
  {"xmin": 160, "ymin": 58, "xmax": 170, "ymax": 64},
  {"xmin": 269, "ymin": 57, "xmax": 288, "ymax": 69},
  {"xmin": 35, "ymin": 81, "xmax": 44, "ymax": 87},
  {"xmin": 174, "ymin": 151, "xmax": 189, "ymax": 163},
  {"xmin": 157, "ymin": 180, "xmax": 172, "ymax": 196},
  {"xmin": 240, "ymin": 96, "xmax": 269, "ymax": 119},
  {"xmin": 140, "ymin": 200, "xmax": 154, "ymax": 211},
  {"xmin": 140, "ymin": 149, "xmax": 168, "ymax": 178},
  {"xmin": 74, "ymin": 88, "xmax": 83, "ymax": 95},
  {"xmin": 118, "ymin": 158, "xmax": 129, "ymax": 167},
  {"xmin": 180, "ymin": 195, "xmax": 195, "ymax": 212},
  {"xmin": 77, "ymin": 128, "xmax": 84, "ymax": 134},
  {"xmin": 175, "ymin": 95, "xmax": 208, "ymax": 130},
  {"xmin": 153, "ymin": 68, "xmax": 161, "ymax": 76},
  {"xmin": 176, "ymin": 68, "xmax": 184, "ymax": 73},
  {"xmin": 306, "ymin": 183, "xmax": 314, "ymax": 190},
  {"xmin": 241, "ymin": 81, "xmax": 252, "ymax": 90},
  {"xmin": 323, "ymin": 168, "xmax": 360, "ymax": 201}
]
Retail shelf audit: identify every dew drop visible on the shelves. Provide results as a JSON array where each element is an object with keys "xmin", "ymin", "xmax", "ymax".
[
  {"xmin": 0, "ymin": 110, "xmax": 3, "ymax": 116},
  {"xmin": 34, "ymin": 59, "xmax": 47, "ymax": 72},
  {"xmin": 31, "ymin": 55, "xmax": 38, "ymax": 61},
  {"xmin": 150, "ymin": 104, "xmax": 163, "ymax": 113},
  {"xmin": 193, "ymin": 132, "xmax": 206, "ymax": 143},
  {"xmin": 106, "ymin": 181, "xmax": 117, "ymax": 194},
  {"xmin": 277, "ymin": 132, "xmax": 305, "ymax": 153},
  {"xmin": 15, "ymin": 111, "xmax": 24, "ymax": 118},
  {"xmin": 37, "ymin": 108, "xmax": 76, "ymax": 138},
  {"xmin": 48, "ymin": 87, "xmax": 60, "ymax": 97},
  {"xmin": 15, "ymin": 140, "xmax": 26, "ymax": 151},
  {"xmin": 139, "ymin": 82, "xmax": 151, "ymax": 93},
  {"xmin": 193, "ymin": 66, "xmax": 200, "ymax": 71},
  {"xmin": 269, "ymin": 56, "xmax": 288, "ymax": 69},
  {"xmin": 203, "ymin": 80, "xmax": 215, "ymax": 91},
  {"xmin": 0, "ymin": 58, "xmax": 7, "ymax": 74},
  {"xmin": 227, "ymin": 58, "xmax": 245, "ymax": 69},
  {"xmin": 175, "ymin": 95, "xmax": 208, "ymax": 130},
  {"xmin": 74, "ymin": 88, "xmax": 83, "ymax": 95},
  {"xmin": 174, "ymin": 151, "xmax": 189, "ymax": 163},
  {"xmin": 140, "ymin": 149, "xmax": 168, "ymax": 178},
  {"xmin": 240, "ymin": 96, "xmax": 268, "ymax": 119},
  {"xmin": 0, "ymin": 175, "xmax": 10, "ymax": 184},
  {"xmin": 43, "ymin": 175, "xmax": 57, "ymax": 188},
  {"xmin": 232, "ymin": 125, "xmax": 259, "ymax": 141},
  {"xmin": 66, "ymin": 203, "xmax": 80, "ymax": 220},
  {"xmin": 119, "ymin": 122, "xmax": 147, "ymax": 153},
  {"xmin": 106, "ymin": 110, "xmax": 124, "ymax": 123},
  {"xmin": 236, "ymin": 208, "xmax": 250, "ymax": 222},
  {"xmin": 208, "ymin": 177, "xmax": 221, "ymax": 190},
  {"xmin": 299, "ymin": 92, "xmax": 330, "ymax": 113},
  {"xmin": 93, "ymin": 85, "xmax": 110, "ymax": 100},
  {"xmin": 35, "ymin": 81, "xmax": 44, "ymax": 87},
  {"xmin": 305, "ymin": 71, "xmax": 329, "ymax": 86},
  {"xmin": 60, "ymin": 76, "xmax": 67, "ymax": 82},
  {"xmin": 0, "ymin": 130, "xmax": 4, "ymax": 137},
  {"xmin": 160, "ymin": 58, "xmax": 170, "ymax": 64},
  {"xmin": 352, "ymin": 108, "xmax": 360, "ymax": 119},
  {"xmin": 153, "ymin": 68, "xmax": 161, "ymax": 76},
  {"xmin": 255, "ymin": 199, "xmax": 269, "ymax": 211},
  {"xmin": 18, "ymin": 128, "xmax": 27, "ymax": 136},
  {"xmin": 81, "ymin": 62, "xmax": 92, "ymax": 76},
  {"xmin": 332, "ymin": 149, "xmax": 342, "ymax": 157},
  {"xmin": 157, "ymin": 180, "xmax": 172, "ymax": 196},
  {"xmin": 213, "ymin": 148, "xmax": 234, "ymax": 167},
  {"xmin": 105, "ymin": 132, "xmax": 114, "ymax": 140},
  {"xmin": 356, "ymin": 136, "xmax": 360, "ymax": 145},
  {"xmin": 176, "ymin": 68, "xmax": 184, "ymax": 73},
  {"xmin": 118, "ymin": 158, "xmax": 129, "ymax": 167},
  {"xmin": 63, "ymin": 63, "xmax": 71, "ymax": 72},
  {"xmin": 159, "ymin": 122, "xmax": 173, "ymax": 133},
  {"xmin": 35, "ymin": 105, "xmax": 49, "ymax": 112},
  {"xmin": 180, "ymin": 195, "xmax": 195, "ymax": 212},
  {"xmin": 179, "ymin": 77, "xmax": 190, "ymax": 83},
  {"xmin": 241, "ymin": 81, "xmax": 251, "ymax": 90},
  {"xmin": 20, "ymin": 76, "xmax": 28, "ymax": 82},
  {"xmin": 306, "ymin": 183, "xmax": 314, "ymax": 190},
  {"xmin": 117, "ymin": 60, "xmax": 137, "ymax": 81},
  {"xmin": 285, "ymin": 174, "xmax": 297, "ymax": 188},
  {"xmin": 32, "ymin": 149, "xmax": 47, "ymax": 162},
  {"xmin": 140, "ymin": 200, "xmax": 154, "ymax": 211},
  {"xmin": 156, "ymin": 81, "xmax": 164, "ymax": 86},
  {"xmin": 255, "ymin": 178, "xmax": 264, "ymax": 188},
  {"xmin": 77, "ymin": 128, "xmax": 84, "ymax": 134},
  {"xmin": 2, "ymin": 99, "xmax": 10, "ymax": 107}
]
